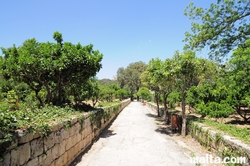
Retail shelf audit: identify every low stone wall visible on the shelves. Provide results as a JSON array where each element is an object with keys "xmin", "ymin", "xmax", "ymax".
[
  {"xmin": 188, "ymin": 122, "xmax": 250, "ymax": 166},
  {"xmin": 0, "ymin": 99, "xmax": 131, "ymax": 166},
  {"xmin": 146, "ymin": 102, "xmax": 165, "ymax": 116},
  {"xmin": 146, "ymin": 103, "xmax": 250, "ymax": 165}
]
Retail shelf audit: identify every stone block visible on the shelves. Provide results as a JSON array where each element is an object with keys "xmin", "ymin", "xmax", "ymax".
[
  {"xmin": 51, "ymin": 144, "xmax": 60, "ymax": 159},
  {"xmin": 32, "ymin": 130, "xmax": 41, "ymax": 140},
  {"xmin": 60, "ymin": 128, "xmax": 69, "ymax": 141},
  {"xmin": 58, "ymin": 139, "xmax": 66, "ymax": 156},
  {"xmin": 71, "ymin": 116, "xmax": 78, "ymax": 125},
  {"xmin": 30, "ymin": 138, "xmax": 44, "ymax": 158},
  {"xmin": 86, "ymin": 125, "xmax": 92, "ymax": 136},
  {"xmin": 62, "ymin": 151, "xmax": 68, "ymax": 166},
  {"xmin": 68, "ymin": 126, "xmax": 74, "ymax": 137},
  {"xmin": 76, "ymin": 132, "xmax": 81, "ymax": 143},
  {"xmin": 56, "ymin": 121, "xmax": 65, "ymax": 131},
  {"xmin": 11, "ymin": 143, "xmax": 30, "ymax": 165},
  {"xmin": 24, "ymin": 157, "xmax": 38, "ymax": 166},
  {"xmin": 38, "ymin": 154, "xmax": 47, "ymax": 166},
  {"xmin": 42, "ymin": 149, "xmax": 54, "ymax": 166},
  {"xmin": 80, "ymin": 139, "xmax": 86, "ymax": 151},
  {"xmin": 67, "ymin": 148, "xmax": 74, "ymax": 164},
  {"xmin": 82, "ymin": 128, "xmax": 87, "ymax": 139},
  {"xmin": 85, "ymin": 118, "xmax": 91, "ymax": 127},
  {"xmin": 75, "ymin": 123, "xmax": 81, "ymax": 133},
  {"xmin": 80, "ymin": 127, "xmax": 85, "ymax": 140},
  {"xmin": 54, "ymin": 155, "xmax": 64, "ymax": 166},
  {"xmin": 54, "ymin": 131, "xmax": 61, "ymax": 144},
  {"xmin": 50, "ymin": 123, "xmax": 60, "ymax": 132},
  {"xmin": 44, "ymin": 133, "xmax": 55, "ymax": 151},
  {"xmin": 49, "ymin": 161, "xmax": 55, "ymax": 166},
  {"xmin": 0, "ymin": 151, "xmax": 10, "ymax": 166},
  {"xmin": 18, "ymin": 132, "xmax": 34, "ymax": 144},
  {"xmin": 86, "ymin": 134, "xmax": 92, "ymax": 144},
  {"xmin": 71, "ymin": 134, "xmax": 77, "ymax": 147},
  {"xmin": 75, "ymin": 142, "xmax": 81, "ymax": 156},
  {"xmin": 65, "ymin": 137, "xmax": 73, "ymax": 151}
]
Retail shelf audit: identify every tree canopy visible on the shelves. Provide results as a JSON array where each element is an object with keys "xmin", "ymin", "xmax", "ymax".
[
  {"xmin": 116, "ymin": 61, "xmax": 147, "ymax": 100},
  {"xmin": 184, "ymin": 0, "xmax": 250, "ymax": 60},
  {"xmin": 1, "ymin": 32, "xmax": 103, "ymax": 106}
]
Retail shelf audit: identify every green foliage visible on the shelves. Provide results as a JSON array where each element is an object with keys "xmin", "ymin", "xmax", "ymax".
[
  {"xmin": 202, "ymin": 119, "xmax": 250, "ymax": 145},
  {"xmin": 116, "ymin": 61, "xmax": 147, "ymax": 100},
  {"xmin": 0, "ymin": 104, "xmax": 95, "ymax": 157},
  {"xmin": 1, "ymin": 32, "xmax": 103, "ymax": 106},
  {"xmin": 116, "ymin": 88, "xmax": 129, "ymax": 101},
  {"xmin": 6, "ymin": 90, "xmax": 18, "ymax": 110},
  {"xmin": 167, "ymin": 91, "xmax": 180, "ymax": 108},
  {"xmin": 196, "ymin": 101, "xmax": 234, "ymax": 118},
  {"xmin": 226, "ymin": 40, "xmax": 250, "ymax": 121},
  {"xmin": 90, "ymin": 101, "xmax": 122, "ymax": 131},
  {"xmin": 184, "ymin": 0, "xmax": 250, "ymax": 59},
  {"xmin": 99, "ymin": 85, "xmax": 115, "ymax": 102},
  {"xmin": 98, "ymin": 100, "xmax": 121, "ymax": 107},
  {"xmin": 137, "ymin": 87, "xmax": 150, "ymax": 100},
  {"xmin": 90, "ymin": 109, "xmax": 104, "ymax": 129},
  {"xmin": 98, "ymin": 78, "xmax": 117, "ymax": 86}
]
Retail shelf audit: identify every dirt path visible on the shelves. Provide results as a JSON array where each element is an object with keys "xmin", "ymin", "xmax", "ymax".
[{"xmin": 70, "ymin": 102, "xmax": 221, "ymax": 166}]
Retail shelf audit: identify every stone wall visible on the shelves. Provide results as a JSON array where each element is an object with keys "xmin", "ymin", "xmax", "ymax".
[
  {"xmin": 146, "ymin": 102, "xmax": 165, "ymax": 117},
  {"xmin": 188, "ymin": 122, "xmax": 250, "ymax": 166},
  {"xmin": 146, "ymin": 102, "xmax": 250, "ymax": 165},
  {"xmin": 0, "ymin": 99, "xmax": 131, "ymax": 166}
]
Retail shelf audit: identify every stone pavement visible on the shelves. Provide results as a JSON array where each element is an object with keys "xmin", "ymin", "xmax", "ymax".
[{"xmin": 71, "ymin": 101, "xmax": 195, "ymax": 166}]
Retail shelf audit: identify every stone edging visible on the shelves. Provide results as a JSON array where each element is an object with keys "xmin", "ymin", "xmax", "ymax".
[
  {"xmin": 0, "ymin": 99, "xmax": 131, "ymax": 166},
  {"xmin": 188, "ymin": 122, "xmax": 250, "ymax": 165},
  {"xmin": 146, "ymin": 102, "xmax": 250, "ymax": 165}
]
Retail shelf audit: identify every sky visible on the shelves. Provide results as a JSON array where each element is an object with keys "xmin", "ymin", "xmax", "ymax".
[{"xmin": 0, "ymin": 0, "xmax": 217, "ymax": 79}]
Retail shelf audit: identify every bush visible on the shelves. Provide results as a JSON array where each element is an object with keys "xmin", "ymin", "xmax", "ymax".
[{"xmin": 196, "ymin": 100, "xmax": 234, "ymax": 118}]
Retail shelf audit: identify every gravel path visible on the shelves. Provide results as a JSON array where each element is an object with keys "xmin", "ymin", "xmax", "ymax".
[{"xmin": 71, "ymin": 102, "xmax": 197, "ymax": 166}]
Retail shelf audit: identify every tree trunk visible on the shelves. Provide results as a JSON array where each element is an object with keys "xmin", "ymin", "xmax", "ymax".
[
  {"xmin": 155, "ymin": 92, "xmax": 160, "ymax": 117},
  {"xmin": 181, "ymin": 78, "xmax": 187, "ymax": 136},
  {"xmin": 163, "ymin": 93, "xmax": 170, "ymax": 124},
  {"xmin": 35, "ymin": 90, "xmax": 44, "ymax": 107}
]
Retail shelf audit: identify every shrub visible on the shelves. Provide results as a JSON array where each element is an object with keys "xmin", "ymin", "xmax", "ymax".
[{"xmin": 196, "ymin": 100, "xmax": 234, "ymax": 118}]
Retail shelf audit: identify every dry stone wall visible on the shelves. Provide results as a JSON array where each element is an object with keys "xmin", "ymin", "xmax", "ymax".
[
  {"xmin": 0, "ymin": 99, "xmax": 131, "ymax": 166},
  {"xmin": 146, "ymin": 102, "xmax": 250, "ymax": 165},
  {"xmin": 188, "ymin": 122, "xmax": 250, "ymax": 166},
  {"xmin": 146, "ymin": 102, "xmax": 165, "ymax": 117}
]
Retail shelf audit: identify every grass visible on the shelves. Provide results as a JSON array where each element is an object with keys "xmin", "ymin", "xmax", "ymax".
[
  {"xmin": 148, "ymin": 101, "xmax": 250, "ymax": 145},
  {"xmin": 98, "ymin": 100, "xmax": 122, "ymax": 107},
  {"xmin": 193, "ymin": 118, "xmax": 250, "ymax": 145},
  {"xmin": 0, "ymin": 99, "xmax": 123, "ymax": 158}
]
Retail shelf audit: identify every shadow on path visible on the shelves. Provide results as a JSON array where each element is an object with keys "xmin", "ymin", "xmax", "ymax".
[
  {"xmin": 145, "ymin": 110, "xmax": 182, "ymax": 137},
  {"xmin": 99, "ymin": 129, "xmax": 117, "ymax": 138},
  {"xmin": 70, "ymin": 115, "xmax": 118, "ymax": 166}
]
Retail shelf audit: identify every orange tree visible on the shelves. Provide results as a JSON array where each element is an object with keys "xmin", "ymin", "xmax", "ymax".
[{"xmin": 1, "ymin": 32, "xmax": 103, "ymax": 106}]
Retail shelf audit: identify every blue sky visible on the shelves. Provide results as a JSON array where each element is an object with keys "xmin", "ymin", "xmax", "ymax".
[{"xmin": 1, "ymin": 0, "xmax": 216, "ymax": 79}]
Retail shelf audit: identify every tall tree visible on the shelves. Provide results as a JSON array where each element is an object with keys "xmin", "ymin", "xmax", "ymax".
[
  {"xmin": 141, "ymin": 60, "xmax": 161, "ymax": 117},
  {"xmin": 184, "ymin": 0, "xmax": 250, "ymax": 60},
  {"xmin": 227, "ymin": 39, "xmax": 250, "ymax": 122},
  {"xmin": 116, "ymin": 61, "xmax": 147, "ymax": 101},
  {"xmin": 161, "ymin": 58, "xmax": 176, "ymax": 124},
  {"xmin": 173, "ymin": 51, "xmax": 206, "ymax": 136},
  {"xmin": 1, "ymin": 32, "xmax": 103, "ymax": 106}
]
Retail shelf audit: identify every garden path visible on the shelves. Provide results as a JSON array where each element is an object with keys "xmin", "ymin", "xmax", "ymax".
[{"xmin": 71, "ymin": 101, "xmax": 218, "ymax": 166}]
